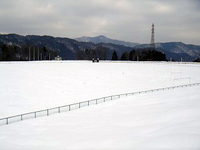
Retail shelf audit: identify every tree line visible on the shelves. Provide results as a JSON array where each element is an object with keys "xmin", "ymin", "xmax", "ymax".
[
  {"xmin": 193, "ymin": 53, "xmax": 200, "ymax": 62},
  {"xmin": 76, "ymin": 46, "xmax": 107, "ymax": 60},
  {"xmin": 112, "ymin": 48, "xmax": 167, "ymax": 61},
  {"xmin": 0, "ymin": 43, "xmax": 168, "ymax": 61},
  {"xmin": 0, "ymin": 44, "xmax": 58, "ymax": 61},
  {"xmin": 76, "ymin": 47, "xmax": 167, "ymax": 61}
]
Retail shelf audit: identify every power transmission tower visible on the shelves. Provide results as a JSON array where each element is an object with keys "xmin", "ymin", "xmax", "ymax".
[{"xmin": 150, "ymin": 23, "xmax": 155, "ymax": 50}]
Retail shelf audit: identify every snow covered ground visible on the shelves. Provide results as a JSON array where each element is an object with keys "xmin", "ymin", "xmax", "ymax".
[{"xmin": 0, "ymin": 61, "xmax": 200, "ymax": 149}]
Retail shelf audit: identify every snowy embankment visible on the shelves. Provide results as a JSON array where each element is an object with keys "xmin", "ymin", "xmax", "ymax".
[{"xmin": 0, "ymin": 61, "xmax": 200, "ymax": 149}]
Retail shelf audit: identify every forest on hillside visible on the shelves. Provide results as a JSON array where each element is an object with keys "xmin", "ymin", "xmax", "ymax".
[
  {"xmin": 0, "ymin": 44, "xmax": 58, "ymax": 61},
  {"xmin": 0, "ymin": 42, "xmax": 167, "ymax": 61}
]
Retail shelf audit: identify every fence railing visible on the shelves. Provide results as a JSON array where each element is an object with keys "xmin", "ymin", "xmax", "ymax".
[{"xmin": 1, "ymin": 82, "xmax": 200, "ymax": 126}]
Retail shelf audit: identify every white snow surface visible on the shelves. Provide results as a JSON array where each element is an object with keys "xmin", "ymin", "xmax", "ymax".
[{"xmin": 0, "ymin": 61, "xmax": 200, "ymax": 149}]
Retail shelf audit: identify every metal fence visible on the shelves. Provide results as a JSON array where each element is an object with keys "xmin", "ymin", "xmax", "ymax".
[{"xmin": 0, "ymin": 82, "xmax": 200, "ymax": 126}]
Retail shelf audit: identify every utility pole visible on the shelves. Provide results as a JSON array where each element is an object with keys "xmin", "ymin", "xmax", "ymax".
[
  {"xmin": 150, "ymin": 23, "xmax": 155, "ymax": 50},
  {"xmin": 40, "ymin": 53, "xmax": 42, "ymax": 61},
  {"xmin": 33, "ymin": 47, "xmax": 35, "ymax": 61},
  {"xmin": 38, "ymin": 47, "xmax": 39, "ymax": 61},
  {"xmin": 29, "ymin": 47, "xmax": 30, "ymax": 61}
]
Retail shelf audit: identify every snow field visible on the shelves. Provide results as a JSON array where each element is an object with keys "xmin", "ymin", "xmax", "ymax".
[
  {"xmin": 1, "ymin": 82, "xmax": 199, "ymax": 126},
  {"xmin": 1, "ymin": 61, "xmax": 200, "ymax": 118},
  {"xmin": 0, "ymin": 61, "xmax": 200, "ymax": 149},
  {"xmin": 0, "ymin": 85, "xmax": 200, "ymax": 149}
]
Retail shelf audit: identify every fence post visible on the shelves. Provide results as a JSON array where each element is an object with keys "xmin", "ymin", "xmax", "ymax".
[
  {"xmin": 6, "ymin": 118, "xmax": 8, "ymax": 125},
  {"xmin": 88, "ymin": 101, "xmax": 89, "ymax": 106},
  {"xmin": 79, "ymin": 103, "xmax": 81, "ymax": 108},
  {"xmin": 47, "ymin": 109, "xmax": 49, "ymax": 116},
  {"xmin": 96, "ymin": 99, "xmax": 97, "ymax": 104},
  {"xmin": 35, "ymin": 112, "xmax": 37, "ymax": 118},
  {"xmin": 69, "ymin": 105, "xmax": 71, "ymax": 111},
  {"xmin": 21, "ymin": 115, "xmax": 23, "ymax": 121}
]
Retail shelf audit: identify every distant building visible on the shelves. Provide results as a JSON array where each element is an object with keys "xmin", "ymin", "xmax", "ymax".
[{"xmin": 55, "ymin": 55, "xmax": 62, "ymax": 61}]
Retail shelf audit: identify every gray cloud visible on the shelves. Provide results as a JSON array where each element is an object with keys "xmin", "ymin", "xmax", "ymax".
[{"xmin": 0, "ymin": 0, "xmax": 199, "ymax": 45}]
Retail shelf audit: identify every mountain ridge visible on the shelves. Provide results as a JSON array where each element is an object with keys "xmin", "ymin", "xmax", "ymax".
[
  {"xmin": 0, "ymin": 33, "xmax": 200, "ymax": 61},
  {"xmin": 75, "ymin": 35, "xmax": 140, "ymax": 48},
  {"xmin": 135, "ymin": 42, "xmax": 200, "ymax": 61},
  {"xmin": 0, "ymin": 34, "xmax": 133, "ymax": 60}
]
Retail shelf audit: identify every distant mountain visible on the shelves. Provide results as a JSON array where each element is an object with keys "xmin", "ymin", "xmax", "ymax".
[
  {"xmin": 0, "ymin": 33, "xmax": 200, "ymax": 61},
  {"xmin": 135, "ymin": 42, "xmax": 200, "ymax": 61},
  {"xmin": 75, "ymin": 35, "xmax": 200, "ymax": 61},
  {"xmin": 75, "ymin": 35, "xmax": 139, "ymax": 48},
  {"xmin": 0, "ymin": 34, "xmax": 91, "ymax": 60},
  {"xmin": 0, "ymin": 34, "xmax": 132, "ymax": 60}
]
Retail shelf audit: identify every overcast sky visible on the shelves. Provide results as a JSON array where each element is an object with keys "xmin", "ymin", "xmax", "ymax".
[{"xmin": 0, "ymin": 0, "xmax": 199, "ymax": 45}]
